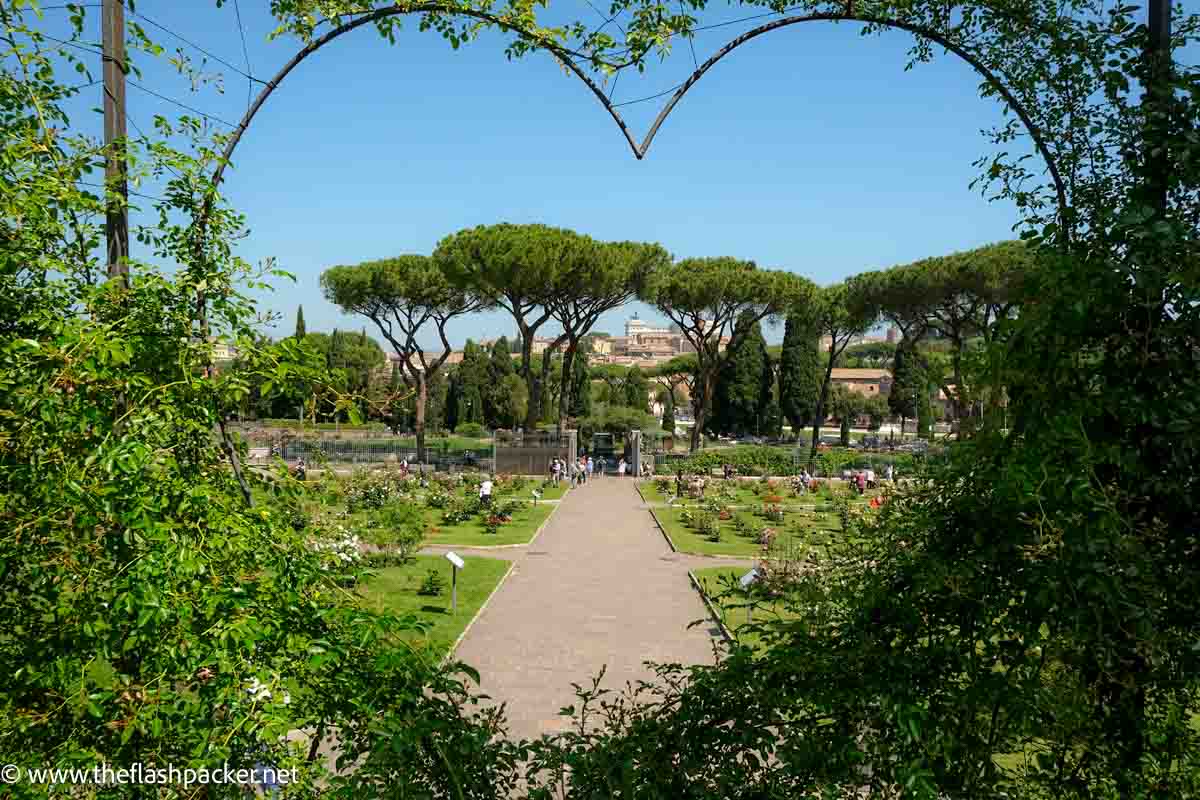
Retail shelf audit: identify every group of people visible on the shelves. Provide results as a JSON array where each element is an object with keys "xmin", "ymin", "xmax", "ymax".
[
  {"xmin": 791, "ymin": 463, "xmax": 895, "ymax": 494},
  {"xmin": 550, "ymin": 455, "xmax": 629, "ymax": 486}
]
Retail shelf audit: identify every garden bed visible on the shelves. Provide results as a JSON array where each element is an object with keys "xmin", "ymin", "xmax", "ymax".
[
  {"xmin": 360, "ymin": 554, "xmax": 512, "ymax": 659},
  {"xmin": 654, "ymin": 505, "xmax": 841, "ymax": 558}
]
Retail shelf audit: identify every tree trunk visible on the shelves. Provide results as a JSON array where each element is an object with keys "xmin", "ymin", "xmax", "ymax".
[
  {"xmin": 415, "ymin": 373, "xmax": 428, "ymax": 464},
  {"xmin": 689, "ymin": 373, "xmax": 713, "ymax": 453},
  {"xmin": 538, "ymin": 347, "xmax": 558, "ymax": 428},
  {"xmin": 808, "ymin": 361, "xmax": 836, "ymax": 465},
  {"xmin": 556, "ymin": 343, "xmax": 576, "ymax": 437},
  {"xmin": 519, "ymin": 328, "xmax": 538, "ymax": 431}
]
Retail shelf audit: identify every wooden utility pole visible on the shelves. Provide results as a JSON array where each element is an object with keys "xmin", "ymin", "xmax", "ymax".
[
  {"xmin": 102, "ymin": 0, "xmax": 128, "ymax": 284},
  {"xmin": 1146, "ymin": 0, "xmax": 1172, "ymax": 216}
]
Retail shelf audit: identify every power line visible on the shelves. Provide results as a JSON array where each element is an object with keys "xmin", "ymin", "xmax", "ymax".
[
  {"xmin": 124, "ymin": 112, "xmax": 187, "ymax": 182},
  {"xmin": 77, "ymin": 179, "xmax": 164, "ymax": 203},
  {"xmin": 231, "ymin": 0, "xmax": 254, "ymax": 110},
  {"xmin": 38, "ymin": 32, "xmax": 102, "ymax": 54},
  {"xmin": 611, "ymin": 80, "xmax": 687, "ymax": 108},
  {"xmin": 128, "ymin": 80, "xmax": 237, "ymax": 128},
  {"xmin": 129, "ymin": 10, "xmax": 265, "ymax": 85},
  {"xmin": 678, "ymin": 0, "xmax": 698, "ymax": 70}
]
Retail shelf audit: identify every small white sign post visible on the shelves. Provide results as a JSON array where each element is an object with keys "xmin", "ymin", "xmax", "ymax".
[
  {"xmin": 739, "ymin": 568, "xmax": 759, "ymax": 626},
  {"xmin": 445, "ymin": 551, "xmax": 465, "ymax": 613}
]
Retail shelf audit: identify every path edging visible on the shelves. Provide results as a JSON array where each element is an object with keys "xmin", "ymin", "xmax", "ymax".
[
  {"xmin": 645, "ymin": 503, "xmax": 678, "ymax": 553},
  {"xmin": 442, "ymin": 559, "xmax": 517, "ymax": 666},
  {"xmin": 687, "ymin": 569, "xmax": 734, "ymax": 645}
]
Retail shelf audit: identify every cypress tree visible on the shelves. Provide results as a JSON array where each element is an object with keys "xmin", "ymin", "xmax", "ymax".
[
  {"xmin": 712, "ymin": 311, "xmax": 768, "ymax": 436},
  {"xmin": 294, "ymin": 305, "xmax": 306, "ymax": 338},
  {"xmin": 624, "ymin": 366, "xmax": 649, "ymax": 411},
  {"xmin": 569, "ymin": 356, "xmax": 592, "ymax": 418},
  {"xmin": 444, "ymin": 373, "xmax": 461, "ymax": 432},
  {"xmin": 889, "ymin": 341, "xmax": 924, "ymax": 436},
  {"xmin": 779, "ymin": 310, "xmax": 821, "ymax": 438}
]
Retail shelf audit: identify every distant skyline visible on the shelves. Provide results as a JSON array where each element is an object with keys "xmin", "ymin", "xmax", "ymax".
[{"xmin": 49, "ymin": 2, "xmax": 1036, "ymax": 348}]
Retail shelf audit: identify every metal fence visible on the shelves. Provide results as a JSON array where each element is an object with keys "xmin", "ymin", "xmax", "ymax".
[
  {"xmin": 247, "ymin": 437, "xmax": 492, "ymax": 472},
  {"xmin": 493, "ymin": 430, "xmax": 577, "ymax": 477}
]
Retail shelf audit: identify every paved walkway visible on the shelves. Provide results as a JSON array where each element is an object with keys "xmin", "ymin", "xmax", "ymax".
[{"xmin": 450, "ymin": 478, "xmax": 749, "ymax": 741}]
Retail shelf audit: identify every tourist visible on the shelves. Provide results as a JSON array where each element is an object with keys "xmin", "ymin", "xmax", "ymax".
[
  {"xmin": 618, "ymin": 458, "xmax": 626, "ymax": 477},
  {"xmin": 586, "ymin": 456, "xmax": 594, "ymax": 481},
  {"xmin": 551, "ymin": 458, "xmax": 561, "ymax": 486},
  {"xmin": 865, "ymin": 467, "xmax": 876, "ymax": 489},
  {"xmin": 596, "ymin": 456, "xmax": 605, "ymax": 477},
  {"xmin": 723, "ymin": 463, "xmax": 732, "ymax": 480},
  {"xmin": 479, "ymin": 476, "xmax": 494, "ymax": 507},
  {"xmin": 856, "ymin": 471, "xmax": 866, "ymax": 494},
  {"xmin": 886, "ymin": 463, "xmax": 894, "ymax": 482},
  {"xmin": 675, "ymin": 470, "xmax": 684, "ymax": 497}
]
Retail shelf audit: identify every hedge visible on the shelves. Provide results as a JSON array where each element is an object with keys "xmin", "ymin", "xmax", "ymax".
[{"xmin": 676, "ymin": 446, "xmax": 922, "ymax": 477}]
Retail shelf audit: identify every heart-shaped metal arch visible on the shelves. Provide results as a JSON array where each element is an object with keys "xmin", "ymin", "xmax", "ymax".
[{"xmin": 208, "ymin": 3, "xmax": 1066, "ymax": 224}]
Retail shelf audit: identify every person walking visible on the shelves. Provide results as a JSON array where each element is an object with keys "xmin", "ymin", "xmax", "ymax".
[
  {"xmin": 855, "ymin": 471, "xmax": 866, "ymax": 495},
  {"xmin": 886, "ymin": 463, "xmax": 894, "ymax": 482},
  {"xmin": 479, "ymin": 475, "xmax": 494, "ymax": 508},
  {"xmin": 586, "ymin": 456, "xmax": 594, "ymax": 482},
  {"xmin": 596, "ymin": 456, "xmax": 605, "ymax": 478},
  {"xmin": 617, "ymin": 458, "xmax": 626, "ymax": 477}
]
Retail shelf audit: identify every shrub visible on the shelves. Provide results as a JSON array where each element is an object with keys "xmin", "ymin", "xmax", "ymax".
[
  {"xmin": 417, "ymin": 569, "xmax": 444, "ymax": 596},
  {"xmin": 281, "ymin": 497, "xmax": 310, "ymax": 531},
  {"xmin": 497, "ymin": 499, "xmax": 524, "ymax": 520},
  {"xmin": 344, "ymin": 469, "xmax": 395, "ymax": 513},
  {"xmin": 732, "ymin": 515, "xmax": 756, "ymax": 539},
  {"xmin": 508, "ymin": 475, "xmax": 528, "ymax": 492},
  {"xmin": 441, "ymin": 499, "xmax": 475, "ymax": 525},
  {"xmin": 654, "ymin": 476, "xmax": 672, "ymax": 496},
  {"xmin": 691, "ymin": 510, "xmax": 720, "ymax": 541},
  {"xmin": 455, "ymin": 422, "xmax": 486, "ymax": 438},
  {"xmin": 310, "ymin": 526, "xmax": 363, "ymax": 571},
  {"xmin": 362, "ymin": 501, "xmax": 425, "ymax": 563},
  {"xmin": 679, "ymin": 446, "xmax": 794, "ymax": 478},
  {"xmin": 763, "ymin": 503, "xmax": 785, "ymax": 523},
  {"xmin": 424, "ymin": 488, "xmax": 452, "ymax": 509},
  {"xmin": 484, "ymin": 515, "xmax": 505, "ymax": 535}
]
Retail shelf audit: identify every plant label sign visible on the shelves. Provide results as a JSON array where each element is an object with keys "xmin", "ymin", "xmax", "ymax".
[{"xmin": 445, "ymin": 552, "xmax": 465, "ymax": 569}]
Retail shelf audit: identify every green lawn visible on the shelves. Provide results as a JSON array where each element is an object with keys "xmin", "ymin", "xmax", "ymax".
[
  {"xmin": 654, "ymin": 505, "xmax": 841, "ymax": 558},
  {"xmin": 692, "ymin": 566, "xmax": 801, "ymax": 650},
  {"xmin": 360, "ymin": 555, "xmax": 511, "ymax": 659},
  {"xmin": 423, "ymin": 502, "xmax": 556, "ymax": 547}
]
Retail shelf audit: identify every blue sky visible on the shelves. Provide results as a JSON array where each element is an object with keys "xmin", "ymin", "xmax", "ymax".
[{"xmin": 47, "ymin": 1, "xmax": 1034, "ymax": 347}]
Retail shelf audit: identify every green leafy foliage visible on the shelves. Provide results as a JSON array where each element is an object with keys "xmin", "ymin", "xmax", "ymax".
[
  {"xmin": 710, "ymin": 310, "xmax": 770, "ymax": 436},
  {"xmin": 417, "ymin": 569, "xmax": 445, "ymax": 597},
  {"xmin": 778, "ymin": 308, "xmax": 822, "ymax": 434},
  {"xmin": 679, "ymin": 445, "xmax": 794, "ymax": 477},
  {"xmin": 0, "ymin": 13, "xmax": 520, "ymax": 794}
]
